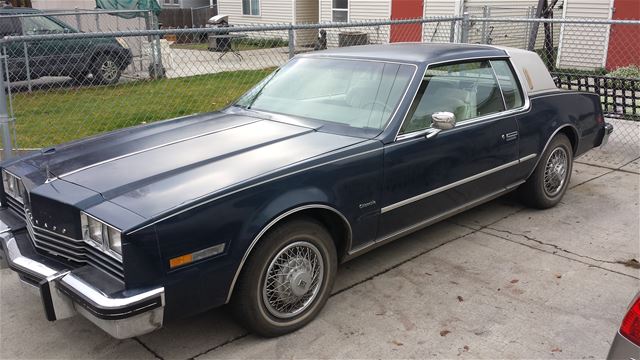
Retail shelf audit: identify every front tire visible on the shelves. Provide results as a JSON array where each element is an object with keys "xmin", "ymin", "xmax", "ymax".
[
  {"xmin": 520, "ymin": 133, "xmax": 573, "ymax": 209},
  {"xmin": 231, "ymin": 218, "xmax": 337, "ymax": 337}
]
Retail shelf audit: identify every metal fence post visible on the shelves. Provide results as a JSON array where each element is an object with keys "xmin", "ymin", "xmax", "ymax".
[
  {"xmin": 95, "ymin": 13, "xmax": 100, "ymax": 32},
  {"xmin": 23, "ymin": 42, "xmax": 31, "ymax": 93},
  {"xmin": 288, "ymin": 25, "xmax": 295, "ymax": 59},
  {"xmin": 449, "ymin": 20, "xmax": 456, "ymax": 43},
  {"xmin": 460, "ymin": 12, "xmax": 470, "ymax": 43},
  {"xmin": 0, "ymin": 55, "xmax": 14, "ymax": 160},
  {"xmin": 75, "ymin": 7, "xmax": 82, "ymax": 32},
  {"xmin": 481, "ymin": 6, "xmax": 489, "ymax": 44}
]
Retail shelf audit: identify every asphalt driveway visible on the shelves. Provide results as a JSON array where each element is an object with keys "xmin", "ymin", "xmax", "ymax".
[{"xmin": 1, "ymin": 157, "xmax": 638, "ymax": 359}]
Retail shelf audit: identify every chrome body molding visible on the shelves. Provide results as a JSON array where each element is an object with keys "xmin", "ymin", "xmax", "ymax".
[
  {"xmin": 224, "ymin": 204, "xmax": 352, "ymax": 304},
  {"xmin": 347, "ymin": 180, "xmax": 525, "ymax": 258},
  {"xmin": 381, "ymin": 154, "xmax": 536, "ymax": 214},
  {"xmin": 0, "ymin": 217, "xmax": 165, "ymax": 339}
]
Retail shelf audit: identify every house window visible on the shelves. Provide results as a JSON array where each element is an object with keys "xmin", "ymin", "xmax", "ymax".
[
  {"xmin": 242, "ymin": 0, "xmax": 260, "ymax": 15},
  {"xmin": 332, "ymin": 0, "xmax": 348, "ymax": 22}
]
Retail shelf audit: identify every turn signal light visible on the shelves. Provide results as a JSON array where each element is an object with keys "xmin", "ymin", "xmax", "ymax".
[
  {"xmin": 620, "ymin": 296, "xmax": 640, "ymax": 346},
  {"xmin": 169, "ymin": 243, "xmax": 226, "ymax": 269},
  {"xmin": 169, "ymin": 254, "xmax": 193, "ymax": 269}
]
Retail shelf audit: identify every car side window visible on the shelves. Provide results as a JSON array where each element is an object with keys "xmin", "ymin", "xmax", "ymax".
[
  {"xmin": 21, "ymin": 16, "xmax": 67, "ymax": 35},
  {"xmin": 0, "ymin": 18, "xmax": 21, "ymax": 36},
  {"xmin": 491, "ymin": 60, "xmax": 524, "ymax": 109},
  {"xmin": 400, "ymin": 60, "xmax": 505, "ymax": 135}
]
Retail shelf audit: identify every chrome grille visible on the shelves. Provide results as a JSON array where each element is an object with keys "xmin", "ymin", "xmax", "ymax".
[
  {"xmin": 5, "ymin": 195, "xmax": 25, "ymax": 219},
  {"xmin": 4, "ymin": 193, "xmax": 125, "ymax": 281},
  {"xmin": 25, "ymin": 216, "xmax": 124, "ymax": 280}
]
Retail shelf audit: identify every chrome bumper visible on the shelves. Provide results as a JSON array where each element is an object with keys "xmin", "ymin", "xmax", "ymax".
[
  {"xmin": 601, "ymin": 122, "xmax": 614, "ymax": 147},
  {"xmin": 0, "ymin": 214, "xmax": 165, "ymax": 339}
]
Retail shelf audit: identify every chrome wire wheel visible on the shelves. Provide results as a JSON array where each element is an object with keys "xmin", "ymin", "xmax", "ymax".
[
  {"xmin": 100, "ymin": 60, "xmax": 119, "ymax": 82},
  {"xmin": 261, "ymin": 241, "xmax": 324, "ymax": 319},
  {"xmin": 543, "ymin": 147, "xmax": 568, "ymax": 197}
]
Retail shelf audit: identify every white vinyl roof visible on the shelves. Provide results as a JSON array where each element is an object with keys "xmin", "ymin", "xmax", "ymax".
[{"xmin": 493, "ymin": 46, "xmax": 558, "ymax": 94}]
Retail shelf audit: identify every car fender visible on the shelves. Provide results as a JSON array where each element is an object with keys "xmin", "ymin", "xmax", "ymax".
[{"xmin": 225, "ymin": 186, "xmax": 351, "ymax": 303}]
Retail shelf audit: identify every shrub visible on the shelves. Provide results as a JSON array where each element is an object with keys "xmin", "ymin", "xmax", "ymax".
[{"xmin": 606, "ymin": 65, "xmax": 640, "ymax": 91}]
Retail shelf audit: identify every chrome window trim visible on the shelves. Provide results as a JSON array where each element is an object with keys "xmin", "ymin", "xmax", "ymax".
[
  {"xmin": 380, "ymin": 153, "xmax": 537, "ymax": 214},
  {"xmin": 224, "ymin": 204, "xmax": 352, "ymax": 304},
  {"xmin": 393, "ymin": 55, "xmax": 532, "ymax": 142},
  {"xmin": 489, "ymin": 60, "xmax": 508, "ymax": 111}
]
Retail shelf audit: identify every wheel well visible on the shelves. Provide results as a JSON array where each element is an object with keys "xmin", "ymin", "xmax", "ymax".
[
  {"xmin": 558, "ymin": 126, "xmax": 578, "ymax": 155},
  {"xmin": 226, "ymin": 206, "xmax": 352, "ymax": 303},
  {"xmin": 289, "ymin": 208, "xmax": 351, "ymax": 261}
]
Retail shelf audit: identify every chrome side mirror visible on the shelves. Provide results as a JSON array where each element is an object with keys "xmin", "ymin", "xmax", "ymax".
[{"xmin": 431, "ymin": 112, "xmax": 456, "ymax": 130}]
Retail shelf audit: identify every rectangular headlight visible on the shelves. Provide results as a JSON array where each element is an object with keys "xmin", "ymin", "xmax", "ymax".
[
  {"xmin": 2, "ymin": 169, "xmax": 24, "ymax": 204},
  {"xmin": 81, "ymin": 212, "xmax": 123, "ymax": 259}
]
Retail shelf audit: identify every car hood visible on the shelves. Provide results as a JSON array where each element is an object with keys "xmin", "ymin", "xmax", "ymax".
[{"xmin": 17, "ymin": 112, "xmax": 365, "ymax": 219}]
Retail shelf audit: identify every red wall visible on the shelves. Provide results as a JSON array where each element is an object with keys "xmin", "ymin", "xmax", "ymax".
[
  {"xmin": 390, "ymin": 0, "xmax": 424, "ymax": 42},
  {"xmin": 606, "ymin": 0, "xmax": 640, "ymax": 70}
]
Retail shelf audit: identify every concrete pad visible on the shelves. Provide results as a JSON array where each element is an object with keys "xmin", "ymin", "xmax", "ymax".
[
  {"xmin": 570, "ymin": 162, "xmax": 612, "ymax": 188},
  {"xmin": 0, "ymin": 269, "xmax": 155, "ymax": 360},
  {"xmin": 487, "ymin": 170, "xmax": 640, "ymax": 278},
  {"xmin": 578, "ymin": 118, "xmax": 640, "ymax": 169},
  {"xmin": 620, "ymin": 157, "xmax": 640, "ymax": 174},
  {"xmin": 200, "ymin": 231, "xmax": 638, "ymax": 359}
]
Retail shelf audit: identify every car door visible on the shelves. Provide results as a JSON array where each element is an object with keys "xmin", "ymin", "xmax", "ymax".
[
  {"xmin": 378, "ymin": 59, "xmax": 527, "ymax": 240},
  {"xmin": 19, "ymin": 15, "xmax": 87, "ymax": 78}
]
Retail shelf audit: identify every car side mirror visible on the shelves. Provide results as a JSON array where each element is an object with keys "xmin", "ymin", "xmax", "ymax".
[{"xmin": 431, "ymin": 112, "xmax": 456, "ymax": 130}]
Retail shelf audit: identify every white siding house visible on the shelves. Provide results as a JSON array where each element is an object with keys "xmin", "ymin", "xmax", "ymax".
[{"xmin": 556, "ymin": 0, "xmax": 613, "ymax": 70}]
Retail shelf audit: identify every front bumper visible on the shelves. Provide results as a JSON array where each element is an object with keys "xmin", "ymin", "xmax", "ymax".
[{"xmin": 0, "ymin": 209, "xmax": 165, "ymax": 339}]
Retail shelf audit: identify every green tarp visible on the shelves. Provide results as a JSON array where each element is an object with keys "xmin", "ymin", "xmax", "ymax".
[{"xmin": 95, "ymin": 0, "xmax": 161, "ymax": 18}]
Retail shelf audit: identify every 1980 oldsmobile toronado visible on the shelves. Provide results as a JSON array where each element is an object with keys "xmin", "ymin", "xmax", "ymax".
[{"xmin": 0, "ymin": 43, "xmax": 613, "ymax": 338}]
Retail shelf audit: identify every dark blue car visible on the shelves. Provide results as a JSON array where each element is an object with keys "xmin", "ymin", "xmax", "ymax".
[{"xmin": 0, "ymin": 43, "xmax": 613, "ymax": 338}]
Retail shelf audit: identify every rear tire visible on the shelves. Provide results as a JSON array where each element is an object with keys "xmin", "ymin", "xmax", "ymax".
[
  {"xmin": 519, "ymin": 133, "xmax": 573, "ymax": 209},
  {"xmin": 231, "ymin": 218, "xmax": 337, "ymax": 337}
]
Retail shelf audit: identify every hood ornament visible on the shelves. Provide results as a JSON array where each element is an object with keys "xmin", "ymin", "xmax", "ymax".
[{"xmin": 41, "ymin": 147, "xmax": 56, "ymax": 183}]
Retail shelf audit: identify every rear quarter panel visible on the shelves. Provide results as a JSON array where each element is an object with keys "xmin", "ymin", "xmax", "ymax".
[{"xmin": 514, "ymin": 90, "xmax": 603, "ymax": 179}]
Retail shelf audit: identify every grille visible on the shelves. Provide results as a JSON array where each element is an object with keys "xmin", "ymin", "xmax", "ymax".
[
  {"xmin": 5, "ymin": 195, "xmax": 25, "ymax": 219},
  {"xmin": 5, "ymin": 193, "xmax": 124, "ymax": 281}
]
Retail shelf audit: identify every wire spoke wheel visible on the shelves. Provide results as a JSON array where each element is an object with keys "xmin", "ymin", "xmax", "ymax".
[
  {"xmin": 262, "ymin": 241, "xmax": 324, "ymax": 319},
  {"xmin": 543, "ymin": 147, "xmax": 568, "ymax": 197}
]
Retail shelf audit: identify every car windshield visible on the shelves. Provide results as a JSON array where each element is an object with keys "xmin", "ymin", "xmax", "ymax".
[{"xmin": 235, "ymin": 57, "xmax": 415, "ymax": 130}]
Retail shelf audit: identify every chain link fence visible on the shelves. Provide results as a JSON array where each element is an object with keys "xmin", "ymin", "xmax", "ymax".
[{"xmin": 0, "ymin": 12, "xmax": 638, "ymax": 171}]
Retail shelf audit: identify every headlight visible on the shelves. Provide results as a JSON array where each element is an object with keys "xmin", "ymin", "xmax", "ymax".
[
  {"xmin": 115, "ymin": 37, "xmax": 129, "ymax": 49},
  {"xmin": 2, "ymin": 169, "xmax": 24, "ymax": 204},
  {"xmin": 80, "ymin": 212, "xmax": 122, "ymax": 259}
]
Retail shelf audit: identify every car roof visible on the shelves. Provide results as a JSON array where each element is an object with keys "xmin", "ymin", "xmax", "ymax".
[
  {"xmin": 300, "ymin": 42, "xmax": 508, "ymax": 65},
  {"xmin": 0, "ymin": 7, "xmax": 42, "ymax": 15}
]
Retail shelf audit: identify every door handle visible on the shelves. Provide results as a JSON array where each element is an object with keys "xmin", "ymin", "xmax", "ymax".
[{"xmin": 502, "ymin": 131, "xmax": 518, "ymax": 142}]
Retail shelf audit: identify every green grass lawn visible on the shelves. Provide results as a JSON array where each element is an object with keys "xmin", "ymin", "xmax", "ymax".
[{"xmin": 12, "ymin": 68, "xmax": 273, "ymax": 148}]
